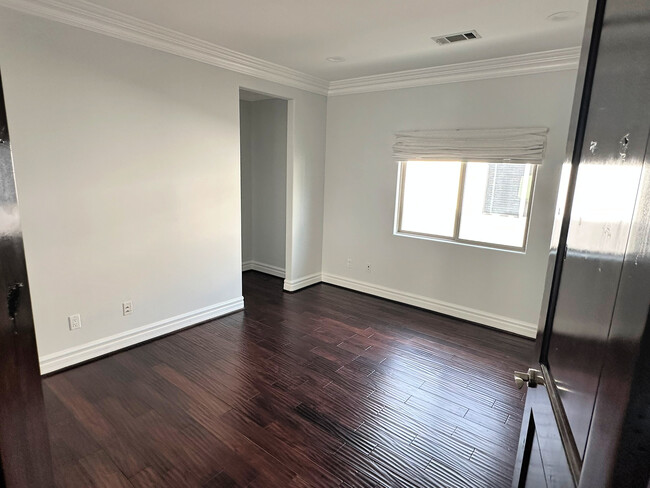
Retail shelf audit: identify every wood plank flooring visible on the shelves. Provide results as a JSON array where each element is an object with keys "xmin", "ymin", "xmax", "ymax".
[{"xmin": 43, "ymin": 271, "xmax": 534, "ymax": 488}]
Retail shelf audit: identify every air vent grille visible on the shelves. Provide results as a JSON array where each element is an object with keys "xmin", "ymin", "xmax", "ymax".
[{"xmin": 432, "ymin": 30, "xmax": 481, "ymax": 46}]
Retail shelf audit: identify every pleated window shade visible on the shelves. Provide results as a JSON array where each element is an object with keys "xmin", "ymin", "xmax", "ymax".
[{"xmin": 392, "ymin": 127, "xmax": 548, "ymax": 164}]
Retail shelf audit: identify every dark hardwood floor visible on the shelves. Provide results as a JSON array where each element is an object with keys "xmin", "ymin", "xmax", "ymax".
[{"xmin": 43, "ymin": 271, "xmax": 534, "ymax": 488}]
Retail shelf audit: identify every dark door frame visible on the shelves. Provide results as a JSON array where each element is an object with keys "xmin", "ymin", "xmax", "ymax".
[{"xmin": 0, "ymin": 73, "xmax": 54, "ymax": 487}]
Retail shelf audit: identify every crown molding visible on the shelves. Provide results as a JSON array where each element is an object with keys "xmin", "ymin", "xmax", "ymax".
[
  {"xmin": 0, "ymin": 0, "xmax": 330, "ymax": 95},
  {"xmin": 0, "ymin": 0, "xmax": 581, "ymax": 98},
  {"xmin": 328, "ymin": 47, "xmax": 582, "ymax": 96}
]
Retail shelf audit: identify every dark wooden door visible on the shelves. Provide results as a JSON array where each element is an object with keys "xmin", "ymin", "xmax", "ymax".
[
  {"xmin": 512, "ymin": 0, "xmax": 650, "ymax": 487},
  {"xmin": 0, "ymin": 74, "xmax": 54, "ymax": 486}
]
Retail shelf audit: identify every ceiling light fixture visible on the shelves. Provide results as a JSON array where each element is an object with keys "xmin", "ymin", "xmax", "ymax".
[
  {"xmin": 546, "ymin": 11, "xmax": 579, "ymax": 22},
  {"xmin": 326, "ymin": 56, "xmax": 346, "ymax": 63}
]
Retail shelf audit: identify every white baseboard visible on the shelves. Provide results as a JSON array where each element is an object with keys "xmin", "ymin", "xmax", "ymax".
[
  {"xmin": 284, "ymin": 272, "xmax": 322, "ymax": 292},
  {"xmin": 39, "ymin": 296, "xmax": 245, "ymax": 374},
  {"xmin": 321, "ymin": 273, "xmax": 537, "ymax": 338},
  {"xmin": 242, "ymin": 260, "xmax": 285, "ymax": 278}
]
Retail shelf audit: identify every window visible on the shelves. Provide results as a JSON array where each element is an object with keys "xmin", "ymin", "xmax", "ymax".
[
  {"xmin": 392, "ymin": 127, "xmax": 546, "ymax": 250},
  {"xmin": 396, "ymin": 160, "xmax": 536, "ymax": 250}
]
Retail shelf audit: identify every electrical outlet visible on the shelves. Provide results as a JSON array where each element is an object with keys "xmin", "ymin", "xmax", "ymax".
[
  {"xmin": 346, "ymin": 257, "xmax": 352, "ymax": 268},
  {"xmin": 122, "ymin": 301, "xmax": 133, "ymax": 316},
  {"xmin": 366, "ymin": 264, "xmax": 372, "ymax": 273},
  {"xmin": 68, "ymin": 314, "xmax": 81, "ymax": 330}
]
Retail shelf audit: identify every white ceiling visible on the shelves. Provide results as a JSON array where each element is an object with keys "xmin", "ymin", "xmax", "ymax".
[{"xmin": 87, "ymin": 0, "xmax": 589, "ymax": 81}]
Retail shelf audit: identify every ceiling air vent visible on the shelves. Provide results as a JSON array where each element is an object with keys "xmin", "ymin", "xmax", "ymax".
[{"xmin": 432, "ymin": 30, "xmax": 481, "ymax": 46}]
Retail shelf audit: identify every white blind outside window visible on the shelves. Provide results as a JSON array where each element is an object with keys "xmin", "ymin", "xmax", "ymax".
[
  {"xmin": 392, "ymin": 127, "xmax": 548, "ymax": 164},
  {"xmin": 483, "ymin": 163, "xmax": 528, "ymax": 216}
]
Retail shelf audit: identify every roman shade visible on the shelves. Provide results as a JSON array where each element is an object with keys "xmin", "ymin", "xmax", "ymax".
[{"xmin": 393, "ymin": 127, "xmax": 548, "ymax": 164}]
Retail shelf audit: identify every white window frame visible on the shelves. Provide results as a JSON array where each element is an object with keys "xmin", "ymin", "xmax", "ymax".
[{"xmin": 394, "ymin": 160, "xmax": 537, "ymax": 252}]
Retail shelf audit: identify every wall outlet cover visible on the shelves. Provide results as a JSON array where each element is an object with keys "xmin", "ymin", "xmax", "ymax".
[{"xmin": 68, "ymin": 314, "xmax": 81, "ymax": 330}]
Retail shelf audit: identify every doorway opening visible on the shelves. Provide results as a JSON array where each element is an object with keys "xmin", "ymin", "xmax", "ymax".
[{"xmin": 239, "ymin": 89, "xmax": 289, "ymax": 283}]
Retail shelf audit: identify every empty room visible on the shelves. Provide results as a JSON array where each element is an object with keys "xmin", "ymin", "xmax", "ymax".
[{"xmin": 0, "ymin": 0, "xmax": 649, "ymax": 487}]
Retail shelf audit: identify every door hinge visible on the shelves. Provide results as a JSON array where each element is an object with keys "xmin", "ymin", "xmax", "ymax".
[{"xmin": 514, "ymin": 368, "xmax": 545, "ymax": 389}]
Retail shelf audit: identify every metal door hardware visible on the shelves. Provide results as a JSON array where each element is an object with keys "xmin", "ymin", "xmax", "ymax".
[{"xmin": 514, "ymin": 368, "xmax": 546, "ymax": 389}]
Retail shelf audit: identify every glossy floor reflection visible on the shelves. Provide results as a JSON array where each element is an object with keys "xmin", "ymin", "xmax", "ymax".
[{"xmin": 43, "ymin": 271, "xmax": 533, "ymax": 487}]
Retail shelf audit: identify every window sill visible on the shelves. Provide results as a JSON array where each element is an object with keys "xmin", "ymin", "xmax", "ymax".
[{"xmin": 394, "ymin": 231, "xmax": 527, "ymax": 254}]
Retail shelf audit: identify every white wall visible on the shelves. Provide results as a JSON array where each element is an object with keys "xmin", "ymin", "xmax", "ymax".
[
  {"xmin": 0, "ymin": 4, "xmax": 576, "ymax": 372},
  {"xmin": 239, "ymin": 100, "xmax": 253, "ymax": 263},
  {"xmin": 322, "ymin": 72, "xmax": 577, "ymax": 337},
  {"xmin": 240, "ymin": 98, "xmax": 288, "ymax": 275},
  {"xmin": 0, "ymin": 8, "xmax": 327, "ymax": 372}
]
